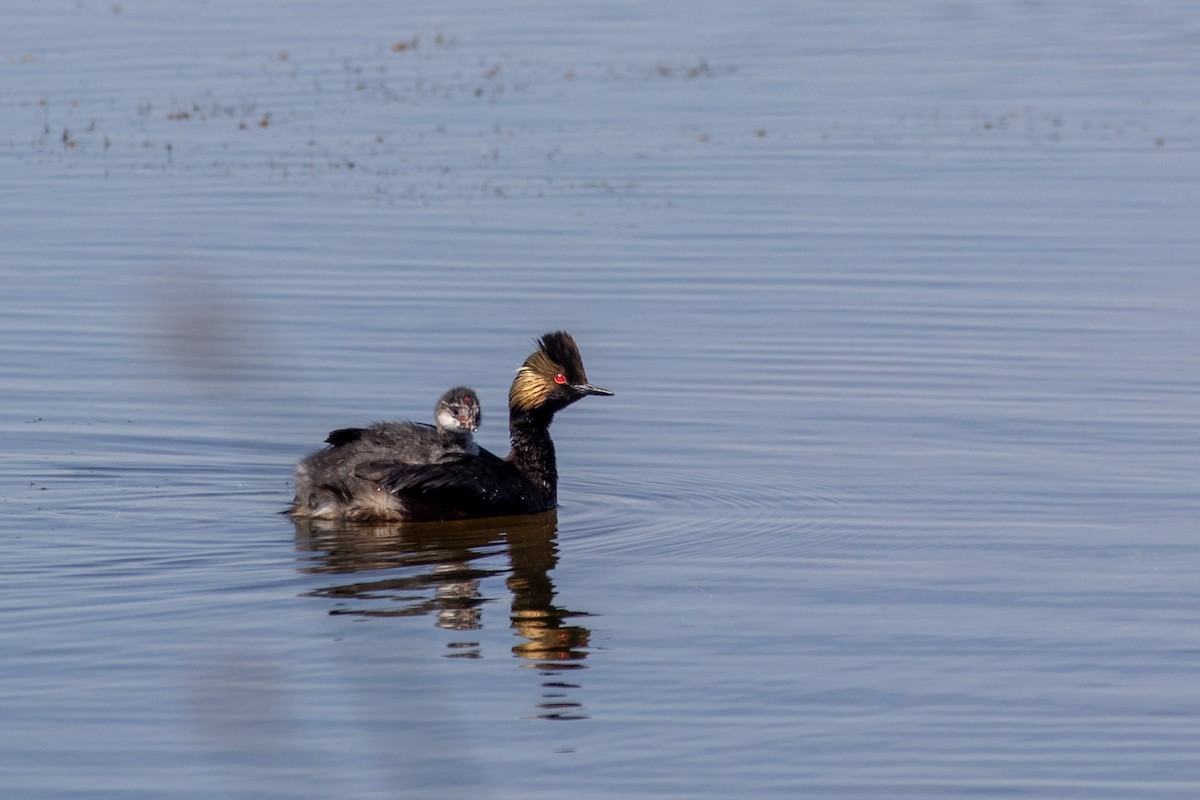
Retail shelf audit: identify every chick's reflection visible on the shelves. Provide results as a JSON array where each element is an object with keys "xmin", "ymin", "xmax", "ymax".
[{"xmin": 294, "ymin": 511, "xmax": 591, "ymax": 669}]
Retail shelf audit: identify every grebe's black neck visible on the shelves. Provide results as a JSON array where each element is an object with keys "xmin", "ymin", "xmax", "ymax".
[{"xmin": 507, "ymin": 406, "xmax": 559, "ymax": 504}]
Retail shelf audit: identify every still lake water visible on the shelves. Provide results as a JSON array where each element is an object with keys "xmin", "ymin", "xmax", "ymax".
[{"xmin": 3, "ymin": 1, "xmax": 1199, "ymax": 797}]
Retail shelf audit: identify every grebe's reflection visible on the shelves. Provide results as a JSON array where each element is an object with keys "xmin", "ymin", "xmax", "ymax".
[{"xmin": 293, "ymin": 510, "xmax": 592, "ymax": 719}]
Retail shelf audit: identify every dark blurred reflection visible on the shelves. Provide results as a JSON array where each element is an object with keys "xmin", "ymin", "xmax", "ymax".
[
  {"xmin": 139, "ymin": 268, "xmax": 265, "ymax": 391},
  {"xmin": 293, "ymin": 511, "xmax": 593, "ymax": 720}
]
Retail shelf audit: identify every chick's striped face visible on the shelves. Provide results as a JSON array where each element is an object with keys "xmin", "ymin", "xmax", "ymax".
[{"xmin": 435, "ymin": 388, "xmax": 481, "ymax": 432}]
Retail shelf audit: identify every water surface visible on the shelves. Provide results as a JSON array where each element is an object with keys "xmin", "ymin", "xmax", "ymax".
[{"xmin": 2, "ymin": 2, "xmax": 1199, "ymax": 798}]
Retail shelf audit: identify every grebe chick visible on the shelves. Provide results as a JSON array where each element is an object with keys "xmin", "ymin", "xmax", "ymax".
[
  {"xmin": 291, "ymin": 387, "xmax": 482, "ymax": 521},
  {"xmin": 433, "ymin": 387, "xmax": 482, "ymax": 438},
  {"xmin": 290, "ymin": 331, "xmax": 611, "ymax": 523}
]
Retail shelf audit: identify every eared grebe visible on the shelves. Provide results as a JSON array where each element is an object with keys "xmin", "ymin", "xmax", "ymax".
[
  {"xmin": 290, "ymin": 331, "xmax": 611, "ymax": 522},
  {"xmin": 291, "ymin": 387, "xmax": 482, "ymax": 520}
]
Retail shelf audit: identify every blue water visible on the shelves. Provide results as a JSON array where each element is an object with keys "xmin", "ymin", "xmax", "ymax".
[{"xmin": 3, "ymin": 1, "xmax": 1199, "ymax": 798}]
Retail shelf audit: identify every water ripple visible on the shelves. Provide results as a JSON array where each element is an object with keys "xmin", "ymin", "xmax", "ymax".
[{"xmin": 560, "ymin": 465, "xmax": 860, "ymax": 561}]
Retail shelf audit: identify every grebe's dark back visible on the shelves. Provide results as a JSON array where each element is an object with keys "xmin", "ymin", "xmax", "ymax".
[{"xmin": 291, "ymin": 386, "xmax": 482, "ymax": 520}]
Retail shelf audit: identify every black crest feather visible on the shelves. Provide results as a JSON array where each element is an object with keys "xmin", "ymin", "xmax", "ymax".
[
  {"xmin": 324, "ymin": 427, "xmax": 366, "ymax": 448},
  {"xmin": 536, "ymin": 331, "xmax": 586, "ymax": 381}
]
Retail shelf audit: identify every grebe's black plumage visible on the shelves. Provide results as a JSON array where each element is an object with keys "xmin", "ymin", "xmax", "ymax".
[
  {"xmin": 291, "ymin": 332, "xmax": 611, "ymax": 522},
  {"xmin": 291, "ymin": 387, "xmax": 482, "ymax": 520}
]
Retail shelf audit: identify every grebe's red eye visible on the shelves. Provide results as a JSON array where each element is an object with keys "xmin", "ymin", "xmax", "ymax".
[{"xmin": 554, "ymin": 373, "xmax": 567, "ymax": 385}]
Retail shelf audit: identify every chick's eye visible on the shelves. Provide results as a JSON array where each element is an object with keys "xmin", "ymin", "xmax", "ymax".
[{"xmin": 554, "ymin": 373, "xmax": 568, "ymax": 385}]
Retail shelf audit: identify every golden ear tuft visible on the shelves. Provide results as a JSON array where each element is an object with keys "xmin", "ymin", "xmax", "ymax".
[
  {"xmin": 509, "ymin": 346, "xmax": 567, "ymax": 412},
  {"xmin": 509, "ymin": 364, "xmax": 551, "ymax": 412}
]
